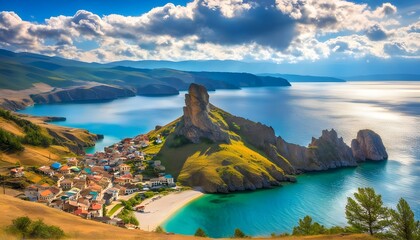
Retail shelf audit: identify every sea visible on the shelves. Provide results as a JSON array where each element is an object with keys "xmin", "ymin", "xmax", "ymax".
[{"xmin": 19, "ymin": 81, "xmax": 420, "ymax": 238}]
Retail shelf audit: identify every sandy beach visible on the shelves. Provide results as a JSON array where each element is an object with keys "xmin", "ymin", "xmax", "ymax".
[{"xmin": 135, "ymin": 190, "xmax": 204, "ymax": 231}]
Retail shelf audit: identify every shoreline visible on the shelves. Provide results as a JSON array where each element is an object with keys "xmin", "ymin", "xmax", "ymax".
[{"xmin": 135, "ymin": 190, "xmax": 204, "ymax": 232}]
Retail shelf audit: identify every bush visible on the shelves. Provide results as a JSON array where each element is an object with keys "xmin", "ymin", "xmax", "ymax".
[
  {"xmin": 292, "ymin": 215, "xmax": 326, "ymax": 235},
  {"xmin": 195, "ymin": 227, "xmax": 207, "ymax": 237},
  {"xmin": 155, "ymin": 226, "xmax": 165, "ymax": 233},
  {"xmin": 8, "ymin": 216, "xmax": 65, "ymax": 239},
  {"xmin": 233, "ymin": 228, "xmax": 246, "ymax": 238},
  {"xmin": 168, "ymin": 135, "xmax": 191, "ymax": 148}
]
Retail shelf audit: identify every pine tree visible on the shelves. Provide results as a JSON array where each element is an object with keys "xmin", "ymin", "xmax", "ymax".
[
  {"xmin": 389, "ymin": 198, "xmax": 420, "ymax": 240},
  {"xmin": 345, "ymin": 187, "xmax": 389, "ymax": 235},
  {"xmin": 292, "ymin": 215, "xmax": 326, "ymax": 235},
  {"xmin": 233, "ymin": 228, "xmax": 246, "ymax": 238},
  {"xmin": 194, "ymin": 227, "xmax": 207, "ymax": 237}
]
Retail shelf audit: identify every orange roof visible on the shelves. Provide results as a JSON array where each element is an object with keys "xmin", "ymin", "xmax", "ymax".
[
  {"xmin": 60, "ymin": 165, "xmax": 69, "ymax": 171},
  {"xmin": 40, "ymin": 189, "xmax": 52, "ymax": 197},
  {"xmin": 90, "ymin": 203, "xmax": 102, "ymax": 210}
]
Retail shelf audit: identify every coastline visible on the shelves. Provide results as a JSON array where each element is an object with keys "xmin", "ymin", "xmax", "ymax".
[{"xmin": 135, "ymin": 190, "xmax": 204, "ymax": 232}]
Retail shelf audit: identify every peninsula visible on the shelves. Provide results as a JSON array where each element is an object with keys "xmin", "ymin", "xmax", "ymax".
[{"xmin": 145, "ymin": 83, "xmax": 388, "ymax": 193}]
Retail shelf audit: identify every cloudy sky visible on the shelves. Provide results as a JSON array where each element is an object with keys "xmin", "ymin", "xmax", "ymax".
[{"xmin": 0, "ymin": 0, "xmax": 419, "ymax": 67}]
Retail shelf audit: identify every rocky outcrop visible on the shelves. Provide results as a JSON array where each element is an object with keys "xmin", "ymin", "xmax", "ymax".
[
  {"xmin": 175, "ymin": 83, "xmax": 230, "ymax": 143},
  {"xmin": 157, "ymin": 83, "xmax": 388, "ymax": 193},
  {"xmin": 351, "ymin": 129, "xmax": 388, "ymax": 161},
  {"xmin": 0, "ymin": 98, "xmax": 33, "ymax": 111}
]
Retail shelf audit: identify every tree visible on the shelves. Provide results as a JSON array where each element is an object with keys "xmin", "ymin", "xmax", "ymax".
[
  {"xmin": 233, "ymin": 228, "xmax": 246, "ymax": 238},
  {"xmin": 155, "ymin": 226, "xmax": 165, "ymax": 233},
  {"xmin": 292, "ymin": 215, "xmax": 326, "ymax": 235},
  {"xmin": 345, "ymin": 187, "xmax": 389, "ymax": 235},
  {"xmin": 389, "ymin": 198, "xmax": 420, "ymax": 240},
  {"xmin": 194, "ymin": 227, "xmax": 207, "ymax": 237}
]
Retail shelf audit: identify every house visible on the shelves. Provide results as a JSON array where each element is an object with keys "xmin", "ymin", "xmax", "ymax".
[
  {"xmin": 89, "ymin": 203, "xmax": 103, "ymax": 217},
  {"xmin": 10, "ymin": 167, "xmax": 24, "ymax": 177},
  {"xmin": 24, "ymin": 185, "xmax": 41, "ymax": 201},
  {"xmin": 49, "ymin": 199, "xmax": 64, "ymax": 210},
  {"xmin": 150, "ymin": 174, "xmax": 175, "ymax": 187},
  {"xmin": 122, "ymin": 183, "xmax": 139, "ymax": 195},
  {"xmin": 67, "ymin": 158, "xmax": 78, "ymax": 166},
  {"xmin": 106, "ymin": 187, "xmax": 120, "ymax": 200},
  {"xmin": 119, "ymin": 164, "xmax": 131, "ymax": 174},
  {"xmin": 38, "ymin": 166, "xmax": 54, "ymax": 176},
  {"xmin": 38, "ymin": 189, "xmax": 54, "ymax": 203},
  {"xmin": 60, "ymin": 179, "xmax": 74, "ymax": 190},
  {"xmin": 58, "ymin": 165, "xmax": 71, "ymax": 174}
]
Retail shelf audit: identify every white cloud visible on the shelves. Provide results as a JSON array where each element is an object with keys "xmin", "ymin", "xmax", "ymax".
[{"xmin": 0, "ymin": 0, "xmax": 418, "ymax": 63}]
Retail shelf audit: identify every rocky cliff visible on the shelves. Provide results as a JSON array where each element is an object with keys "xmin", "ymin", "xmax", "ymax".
[
  {"xmin": 150, "ymin": 84, "xmax": 388, "ymax": 193},
  {"xmin": 175, "ymin": 83, "xmax": 230, "ymax": 144},
  {"xmin": 351, "ymin": 129, "xmax": 388, "ymax": 161}
]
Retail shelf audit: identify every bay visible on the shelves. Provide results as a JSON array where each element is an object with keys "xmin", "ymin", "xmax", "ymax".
[{"xmin": 19, "ymin": 82, "xmax": 420, "ymax": 237}]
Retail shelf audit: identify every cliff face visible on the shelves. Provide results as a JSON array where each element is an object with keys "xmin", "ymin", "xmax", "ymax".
[
  {"xmin": 154, "ymin": 84, "xmax": 388, "ymax": 193},
  {"xmin": 175, "ymin": 83, "xmax": 230, "ymax": 144},
  {"xmin": 351, "ymin": 129, "xmax": 388, "ymax": 161}
]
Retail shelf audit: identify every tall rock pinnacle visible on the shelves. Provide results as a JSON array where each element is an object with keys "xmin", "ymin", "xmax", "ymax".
[{"xmin": 175, "ymin": 83, "xmax": 230, "ymax": 144}]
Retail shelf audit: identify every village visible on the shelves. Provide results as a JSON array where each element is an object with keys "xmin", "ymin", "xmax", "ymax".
[{"xmin": 10, "ymin": 133, "xmax": 179, "ymax": 229}]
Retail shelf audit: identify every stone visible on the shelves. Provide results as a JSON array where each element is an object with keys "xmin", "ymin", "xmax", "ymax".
[
  {"xmin": 351, "ymin": 129, "xmax": 388, "ymax": 161},
  {"xmin": 175, "ymin": 83, "xmax": 230, "ymax": 143}
]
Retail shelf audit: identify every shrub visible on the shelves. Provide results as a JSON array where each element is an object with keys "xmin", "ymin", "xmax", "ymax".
[
  {"xmin": 292, "ymin": 215, "xmax": 326, "ymax": 235},
  {"xmin": 8, "ymin": 216, "xmax": 65, "ymax": 239},
  {"xmin": 233, "ymin": 228, "xmax": 246, "ymax": 238},
  {"xmin": 155, "ymin": 226, "xmax": 165, "ymax": 233},
  {"xmin": 195, "ymin": 227, "xmax": 207, "ymax": 237}
]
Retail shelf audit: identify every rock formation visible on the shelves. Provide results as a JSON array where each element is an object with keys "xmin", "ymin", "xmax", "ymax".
[
  {"xmin": 351, "ymin": 129, "xmax": 388, "ymax": 161},
  {"xmin": 175, "ymin": 83, "xmax": 230, "ymax": 143},
  {"xmin": 156, "ymin": 83, "xmax": 388, "ymax": 193}
]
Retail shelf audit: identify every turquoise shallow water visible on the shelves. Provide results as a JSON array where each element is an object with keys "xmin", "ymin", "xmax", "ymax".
[{"xmin": 19, "ymin": 82, "xmax": 420, "ymax": 237}]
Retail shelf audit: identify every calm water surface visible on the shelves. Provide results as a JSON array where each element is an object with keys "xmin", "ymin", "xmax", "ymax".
[{"xmin": 19, "ymin": 82, "xmax": 420, "ymax": 237}]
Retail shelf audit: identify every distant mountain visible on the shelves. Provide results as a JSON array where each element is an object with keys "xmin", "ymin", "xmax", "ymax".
[
  {"xmin": 0, "ymin": 49, "xmax": 290, "ymax": 110},
  {"xmin": 107, "ymin": 58, "xmax": 420, "ymax": 77},
  {"xmin": 260, "ymin": 73, "xmax": 346, "ymax": 82},
  {"xmin": 345, "ymin": 74, "xmax": 420, "ymax": 81}
]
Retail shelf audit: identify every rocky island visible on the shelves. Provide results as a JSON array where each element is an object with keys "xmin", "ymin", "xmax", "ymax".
[{"xmin": 145, "ymin": 83, "xmax": 388, "ymax": 193}]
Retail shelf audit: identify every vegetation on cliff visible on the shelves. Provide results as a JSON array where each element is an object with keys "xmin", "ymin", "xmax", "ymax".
[{"xmin": 143, "ymin": 84, "xmax": 388, "ymax": 193}]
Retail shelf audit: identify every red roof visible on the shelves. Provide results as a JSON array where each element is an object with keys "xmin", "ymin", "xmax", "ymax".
[{"xmin": 90, "ymin": 203, "xmax": 102, "ymax": 210}]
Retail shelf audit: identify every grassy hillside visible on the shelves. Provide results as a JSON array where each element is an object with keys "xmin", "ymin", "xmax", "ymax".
[
  {"xmin": 0, "ymin": 49, "xmax": 290, "ymax": 92},
  {"xmin": 0, "ymin": 194, "xmax": 376, "ymax": 240},
  {"xmin": 0, "ymin": 109, "xmax": 98, "ymax": 169},
  {"xmin": 144, "ymin": 107, "xmax": 286, "ymax": 192}
]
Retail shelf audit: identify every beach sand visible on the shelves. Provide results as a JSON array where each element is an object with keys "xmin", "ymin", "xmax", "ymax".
[{"xmin": 135, "ymin": 190, "xmax": 203, "ymax": 231}]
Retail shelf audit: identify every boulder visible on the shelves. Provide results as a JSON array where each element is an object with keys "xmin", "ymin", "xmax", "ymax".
[{"xmin": 351, "ymin": 129, "xmax": 388, "ymax": 161}]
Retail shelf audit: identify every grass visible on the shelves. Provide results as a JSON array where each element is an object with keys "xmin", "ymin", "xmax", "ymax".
[
  {"xmin": 107, "ymin": 203, "xmax": 123, "ymax": 217},
  {"xmin": 146, "ymin": 107, "xmax": 286, "ymax": 192}
]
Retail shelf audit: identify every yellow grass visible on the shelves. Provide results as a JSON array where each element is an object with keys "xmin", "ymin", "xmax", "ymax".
[
  {"xmin": 0, "ymin": 194, "xmax": 199, "ymax": 240},
  {"xmin": 0, "ymin": 194, "xmax": 376, "ymax": 240}
]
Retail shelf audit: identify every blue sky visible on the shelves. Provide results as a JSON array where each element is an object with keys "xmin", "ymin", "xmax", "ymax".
[{"xmin": 0, "ymin": 0, "xmax": 418, "ymax": 74}]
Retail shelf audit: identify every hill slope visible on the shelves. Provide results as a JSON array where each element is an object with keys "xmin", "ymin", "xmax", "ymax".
[
  {"xmin": 0, "ymin": 194, "xmax": 376, "ymax": 240},
  {"xmin": 143, "ymin": 84, "xmax": 388, "ymax": 193},
  {"xmin": 0, "ymin": 49, "xmax": 290, "ymax": 110},
  {"xmin": 0, "ymin": 109, "xmax": 101, "ymax": 168}
]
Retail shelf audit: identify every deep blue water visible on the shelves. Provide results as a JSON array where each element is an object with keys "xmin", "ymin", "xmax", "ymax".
[{"xmin": 19, "ymin": 82, "xmax": 420, "ymax": 237}]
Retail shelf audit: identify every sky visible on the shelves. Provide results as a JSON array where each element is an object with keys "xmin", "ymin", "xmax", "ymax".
[{"xmin": 0, "ymin": 0, "xmax": 419, "ymax": 69}]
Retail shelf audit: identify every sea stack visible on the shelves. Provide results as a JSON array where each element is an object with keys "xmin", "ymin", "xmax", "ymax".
[
  {"xmin": 175, "ymin": 83, "xmax": 230, "ymax": 144},
  {"xmin": 351, "ymin": 129, "xmax": 388, "ymax": 161}
]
